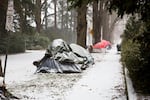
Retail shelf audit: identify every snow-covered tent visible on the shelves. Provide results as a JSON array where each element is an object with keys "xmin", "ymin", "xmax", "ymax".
[{"xmin": 33, "ymin": 39, "xmax": 94, "ymax": 73}]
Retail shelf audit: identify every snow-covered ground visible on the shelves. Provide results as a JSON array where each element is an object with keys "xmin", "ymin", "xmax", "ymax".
[
  {"xmin": 65, "ymin": 48, "xmax": 127, "ymax": 100},
  {"xmin": 0, "ymin": 47, "xmax": 128, "ymax": 100},
  {"xmin": 0, "ymin": 50, "xmax": 45, "ymax": 85}
]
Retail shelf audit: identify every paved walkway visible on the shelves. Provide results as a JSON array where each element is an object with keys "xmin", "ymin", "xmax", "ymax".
[{"xmin": 65, "ymin": 49, "xmax": 127, "ymax": 100}]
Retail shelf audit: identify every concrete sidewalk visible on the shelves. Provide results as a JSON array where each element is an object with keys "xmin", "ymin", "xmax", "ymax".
[{"xmin": 65, "ymin": 49, "xmax": 127, "ymax": 100}]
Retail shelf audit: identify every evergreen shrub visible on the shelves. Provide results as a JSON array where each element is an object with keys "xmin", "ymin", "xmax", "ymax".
[
  {"xmin": 121, "ymin": 17, "xmax": 150, "ymax": 93},
  {"xmin": 26, "ymin": 33, "xmax": 49, "ymax": 50},
  {"xmin": 0, "ymin": 33, "xmax": 25, "ymax": 54}
]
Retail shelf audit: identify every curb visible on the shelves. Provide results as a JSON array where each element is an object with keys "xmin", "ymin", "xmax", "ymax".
[{"xmin": 124, "ymin": 68, "xmax": 137, "ymax": 100}]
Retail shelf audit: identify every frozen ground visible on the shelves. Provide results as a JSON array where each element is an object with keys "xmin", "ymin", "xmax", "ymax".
[
  {"xmin": 0, "ymin": 48, "xmax": 127, "ymax": 100},
  {"xmin": 0, "ymin": 50, "xmax": 83, "ymax": 100},
  {"xmin": 65, "ymin": 48, "xmax": 127, "ymax": 100}
]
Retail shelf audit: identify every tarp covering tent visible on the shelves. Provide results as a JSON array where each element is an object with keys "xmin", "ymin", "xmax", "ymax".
[{"xmin": 33, "ymin": 39, "xmax": 94, "ymax": 73}]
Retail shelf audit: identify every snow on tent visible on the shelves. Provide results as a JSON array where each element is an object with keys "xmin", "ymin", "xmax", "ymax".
[{"xmin": 33, "ymin": 39, "xmax": 94, "ymax": 73}]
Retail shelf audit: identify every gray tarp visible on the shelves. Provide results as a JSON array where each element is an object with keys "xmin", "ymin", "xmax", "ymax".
[{"xmin": 33, "ymin": 39, "xmax": 94, "ymax": 73}]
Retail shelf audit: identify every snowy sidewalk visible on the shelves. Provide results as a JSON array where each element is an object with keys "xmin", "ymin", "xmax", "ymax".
[{"xmin": 65, "ymin": 49, "xmax": 127, "ymax": 100}]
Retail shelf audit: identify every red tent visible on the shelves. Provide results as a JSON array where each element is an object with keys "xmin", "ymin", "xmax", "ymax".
[{"xmin": 93, "ymin": 40, "xmax": 111, "ymax": 49}]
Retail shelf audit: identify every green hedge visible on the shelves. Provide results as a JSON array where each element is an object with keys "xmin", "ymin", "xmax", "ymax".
[
  {"xmin": 121, "ymin": 17, "xmax": 150, "ymax": 93},
  {"xmin": 25, "ymin": 33, "xmax": 50, "ymax": 50},
  {"xmin": 0, "ymin": 33, "xmax": 25, "ymax": 54},
  {"xmin": 9, "ymin": 34, "xmax": 25, "ymax": 53}
]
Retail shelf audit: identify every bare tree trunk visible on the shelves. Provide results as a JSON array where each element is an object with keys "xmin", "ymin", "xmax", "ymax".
[
  {"xmin": 93, "ymin": 0, "xmax": 97, "ymax": 43},
  {"xmin": 77, "ymin": 4, "xmax": 87, "ymax": 48},
  {"xmin": 60, "ymin": 1, "xmax": 64, "ymax": 30},
  {"xmin": 93, "ymin": 0, "xmax": 104, "ymax": 43},
  {"xmin": 54, "ymin": 0, "xmax": 57, "ymax": 31},
  {"xmin": 45, "ymin": 0, "xmax": 48, "ymax": 29},
  {"xmin": 102, "ymin": 11, "xmax": 110, "ymax": 40},
  {"xmin": 0, "ymin": 0, "xmax": 7, "ymax": 37},
  {"xmin": 35, "ymin": 0, "xmax": 41, "ymax": 33},
  {"xmin": 73, "ymin": 10, "xmax": 77, "ymax": 43},
  {"xmin": 73, "ymin": 11, "xmax": 77, "ymax": 33},
  {"xmin": 100, "ymin": 0, "xmax": 111, "ymax": 41},
  {"xmin": 66, "ymin": 2, "xmax": 69, "ymax": 30},
  {"xmin": 70, "ymin": 10, "xmax": 73, "ymax": 32}
]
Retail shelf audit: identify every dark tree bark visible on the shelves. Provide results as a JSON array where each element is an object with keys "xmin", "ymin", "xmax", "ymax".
[
  {"xmin": 76, "ymin": 3, "xmax": 87, "ymax": 48},
  {"xmin": 93, "ymin": 0, "xmax": 115, "ymax": 42},
  {"xmin": 102, "ymin": 9, "xmax": 110, "ymax": 40},
  {"xmin": 93, "ymin": 0, "xmax": 101, "ymax": 43},
  {"xmin": 44, "ymin": 0, "xmax": 48, "ymax": 29},
  {"xmin": 54, "ymin": 0, "xmax": 57, "ymax": 31},
  {"xmin": 0, "ymin": 0, "xmax": 8, "ymax": 37},
  {"xmin": 60, "ymin": 1, "xmax": 64, "ymax": 30},
  {"xmin": 93, "ymin": 0, "xmax": 104, "ymax": 43},
  {"xmin": 35, "ymin": 0, "xmax": 41, "ymax": 33},
  {"xmin": 73, "ymin": 10, "xmax": 77, "ymax": 33}
]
